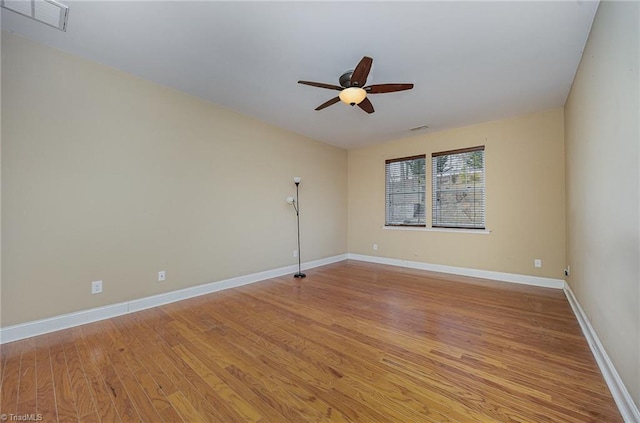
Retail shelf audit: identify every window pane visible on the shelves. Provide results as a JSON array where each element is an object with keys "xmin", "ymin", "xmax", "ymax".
[
  {"xmin": 385, "ymin": 156, "xmax": 426, "ymax": 226},
  {"xmin": 432, "ymin": 148, "xmax": 485, "ymax": 229}
]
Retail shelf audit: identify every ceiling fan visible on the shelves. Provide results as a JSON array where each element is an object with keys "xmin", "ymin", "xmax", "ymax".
[{"xmin": 298, "ymin": 56, "xmax": 414, "ymax": 114}]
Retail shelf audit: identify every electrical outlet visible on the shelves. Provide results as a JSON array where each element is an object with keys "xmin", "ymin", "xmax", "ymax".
[
  {"xmin": 564, "ymin": 265, "xmax": 570, "ymax": 276},
  {"xmin": 91, "ymin": 280, "xmax": 102, "ymax": 294},
  {"xmin": 293, "ymin": 250, "xmax": 298, "ymax": 258},
  {"xmin": 373, "ymin": 243, "xmax": 378, "ymax": 251},
  {"xmin": 158, "ymin": 271, "xmax": 166, "ymax": 282},
  {"xmin": 534, "ymin": 259, "xmax": 542, "ymax": 268}
]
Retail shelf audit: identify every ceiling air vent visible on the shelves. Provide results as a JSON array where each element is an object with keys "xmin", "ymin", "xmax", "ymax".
[
  {"xmin": 1, "ymin": 0, "xmax": 69, "ymax": 31},
  {"xmin": 410, "ymin": 125, "xmax": 429, "ymax": 132}
]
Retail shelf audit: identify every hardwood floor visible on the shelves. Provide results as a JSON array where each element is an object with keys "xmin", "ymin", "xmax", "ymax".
[{"xmin": 0, "ymin": 260, "xmax": 622, "ymax": 422}]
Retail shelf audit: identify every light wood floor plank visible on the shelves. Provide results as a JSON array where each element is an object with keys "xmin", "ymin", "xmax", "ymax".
[
  {"xmin": 62, "ymin": 337, "xmax": 98, "ymax": 419},
  {"xmin": 17, "ymin": 337, "xmax": 37, "ymax": 414},
  {"xmin": 80, "ymin": 328, "xmax": 138, "ymax": 423},
  {"xmin": 73, "ymin": 327, "xmax": 122, "ymax": 423},
  {"xmin": 225, "ymin": 290, "xmax": 527, "ymax": 420},
  {"xmin": 34, "ymin": 334, "xmax": 58, "ymax": 423},
  {"xmin": 166, "ymin": 391, "xmax": 205, "ymax": 423},
  {"xmin": 48, "ymin": 333, "xmax": 79, "ymax": 423},
  {"xmin": 0, "ymin": 340, "xmax": 24, "ymax": 416},
  {"xmin": 107, "ymin": 318, "xmax": 173, "ymax": 414},
  {"xmin": 125, "ymin": 313, "xmax": 229, "ymax": 422},
  {"xmin": 210, "ymin": 296, "xmax": 460, "ymax": 421},
  {"xmin": 93, "ymin": 320, "xmax": 163, "ymax": 422}
]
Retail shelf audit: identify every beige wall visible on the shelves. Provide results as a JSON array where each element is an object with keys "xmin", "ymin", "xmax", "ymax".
[
  {"xmin": 565, "ymin": 1, "xmax": 640, "ymax": 408},
  {"xmin": 348, "ymin": 109, "xmax": 566, "ymax": 279},
  {"xmin": 1, "ymin": 32, "xmax": 347, "ymax": 326}
]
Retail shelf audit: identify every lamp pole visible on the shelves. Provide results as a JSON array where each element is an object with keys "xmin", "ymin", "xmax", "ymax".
[{"xmin": 292, "ymin": 177, "xmax": 305, "ymax": 278}]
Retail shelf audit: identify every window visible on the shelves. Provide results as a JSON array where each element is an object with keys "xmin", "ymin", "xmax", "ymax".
[
  {"xmin": 385, "ymin": 155, "xmax": 426, "ymax": 226},
  {"xmin": 432, "ymin": 146, "xmax": 485, "ymax": 229}
]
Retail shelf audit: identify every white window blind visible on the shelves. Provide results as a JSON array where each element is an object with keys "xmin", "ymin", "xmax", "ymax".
[
  {"xmin": 385, "ymin": 155, "xmax": 426, "ymax": 226},
  {"xmin": 432, "ymin": 146, "xmax": 485, "ymax": 229}
]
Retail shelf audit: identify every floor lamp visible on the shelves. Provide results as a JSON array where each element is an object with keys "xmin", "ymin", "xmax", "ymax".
[{"xmin": 287, "ymin": 177, "xmax": 306, "ymax": 278}]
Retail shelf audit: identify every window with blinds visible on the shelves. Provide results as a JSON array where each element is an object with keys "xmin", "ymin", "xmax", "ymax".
[
  {"xmin": 385, "ymin": 155, "xmax": 426, "ymax": 226},
  {"xmin": 432, "ymin": 146, "xmax": 485, "ymax": 229}
]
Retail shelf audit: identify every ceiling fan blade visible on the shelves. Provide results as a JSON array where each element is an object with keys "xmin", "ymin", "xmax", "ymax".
[
  {"xmin": 365, "ymin": 83, "xmax": 414, "ymax": 94},
  {"xmin": 350, "ymin": 56, "xmax": 373, "ymax": 87},
  {"xmin": 358, "ymin": 97, "xmax": 375, "ymax": 114},
  {"xmin": 315, "ymin": 96, "xmax": 341, "ymax": 111},
  {"xmin": 298, "ymin": 80, "xmax": 343, "ymax": 91}
]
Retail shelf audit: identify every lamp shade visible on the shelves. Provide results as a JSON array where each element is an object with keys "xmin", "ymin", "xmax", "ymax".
[
  {"xmin": 339, "ymin": 87, "xmax": 367, "ymax": 106},
  {"xmin": 293, "ymin": 176, "xmax": 301, "ymax": 183},
  {"xmin": 286, "ymin": 196, "xmax": 295, "ymax": 204}
]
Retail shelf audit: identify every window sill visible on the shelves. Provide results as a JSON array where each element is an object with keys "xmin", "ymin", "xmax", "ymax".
[{"xmin": 382, "ymin": 226, "xmax": 491, "ymax": 234}]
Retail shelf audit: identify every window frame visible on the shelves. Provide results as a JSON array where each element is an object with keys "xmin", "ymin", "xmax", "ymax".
[
  {"xmin": 384, "ymin": 154, "xmax": 427, "ymax": 228},
  {"xmin": 431, "ymin": 146, "xmax": 486, "ymax": 230}
]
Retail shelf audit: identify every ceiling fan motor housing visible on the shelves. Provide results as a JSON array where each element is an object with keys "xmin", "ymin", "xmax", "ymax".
[{"xmin": 339, "ymin": 71, "xmax": 354, "ymax": 88}]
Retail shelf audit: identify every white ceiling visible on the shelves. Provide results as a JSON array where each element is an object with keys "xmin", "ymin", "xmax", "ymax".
[{"xmin": 1, "ymin": 1, "xmax": 598, "ymax": 149}]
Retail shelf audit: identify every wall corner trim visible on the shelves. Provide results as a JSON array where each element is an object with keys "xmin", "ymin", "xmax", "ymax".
[
  {"xmin": 347, "ymin": 254, "xmax": 565, "ymax": 289},
  {"xmin": 0, "ymin": 254, "xmax": 348, "ymax": 344},
  {"xmin": 564, "ymin": 284, "xmax": 640, "ymax": 422}
]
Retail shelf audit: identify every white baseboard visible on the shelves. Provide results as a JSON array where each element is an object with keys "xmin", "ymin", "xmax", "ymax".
[
  {"xmin": 563, "ymin": 284, "xmax": 640, "ymax": 423},
  {"xmin": 0, "ymin": 254, "xmax": 348, "ymax": 344},
  {"xmin": 347, "ymin": 254, "xmax": 566, "ymax": 289}
]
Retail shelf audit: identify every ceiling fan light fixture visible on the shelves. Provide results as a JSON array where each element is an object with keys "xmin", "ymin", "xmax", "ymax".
[{"xmin": 339, "ymin": 87, "xmax": 367, "ymax": 106}]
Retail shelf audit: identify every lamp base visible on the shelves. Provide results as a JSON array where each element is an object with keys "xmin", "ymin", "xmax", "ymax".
[{"xmin": 294, "ymin": 272, "xmax": 306, "ymax": 279}]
